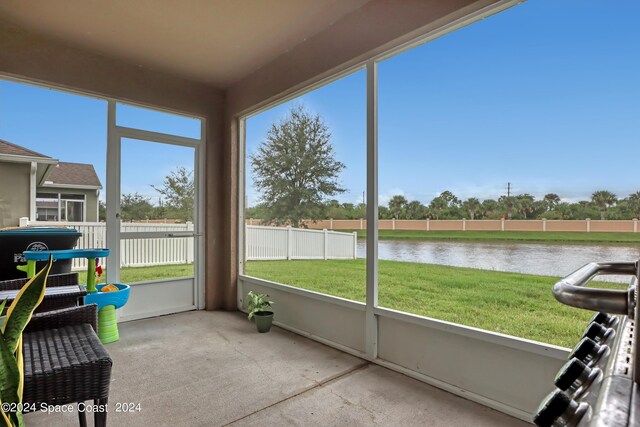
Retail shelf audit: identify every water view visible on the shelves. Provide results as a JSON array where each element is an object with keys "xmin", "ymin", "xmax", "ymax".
[{"xmin": 358, "ymin": 239, "xmax": 640, "ymax": 282}]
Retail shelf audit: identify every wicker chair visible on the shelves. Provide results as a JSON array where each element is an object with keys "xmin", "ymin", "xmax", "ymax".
[
  {"xmin": 0, "ymin": 272, "xmax": 86, "ymax": 312},
  {"xmin": 23, "ymin": 304, "xmax": 112, "ymax": 427},
  {"xmin": 0, "ymin": 272, "xmax": 79, "ymax": 290}
]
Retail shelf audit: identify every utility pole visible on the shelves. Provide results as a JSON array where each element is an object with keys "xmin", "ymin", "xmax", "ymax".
[
  {"xmin": 362, "ymin": 191, "xmax": 365, "ymax": 206},
  {"xmin": 507, "ymin": 182, "xmax": 512, "ymax": 197}
]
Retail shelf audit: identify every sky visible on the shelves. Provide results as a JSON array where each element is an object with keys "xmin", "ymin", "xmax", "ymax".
[
  {"xmin": 1, "ymin": 0, "xmax": 639, "ymax": 208},
  {"xmin": 246, "ymin": 0, "xmax": 640, "ymax": 207},
  {"xmin": 0, "ymin": 85, "xmax": 199, "ymax": 202}
]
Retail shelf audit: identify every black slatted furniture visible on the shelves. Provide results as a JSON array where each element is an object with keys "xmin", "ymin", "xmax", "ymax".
[
  {"xmin": 0, "ymin": 272, "xmax": 87, "ymax": 313},
  {"xmin": 23, "ymin": 304, "xmax": 112, "ymax": 427}
]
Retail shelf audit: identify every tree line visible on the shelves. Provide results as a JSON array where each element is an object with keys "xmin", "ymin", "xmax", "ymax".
[{"xmin": 248, "ymin": 190, "xmax": 640, "ymax": 222}]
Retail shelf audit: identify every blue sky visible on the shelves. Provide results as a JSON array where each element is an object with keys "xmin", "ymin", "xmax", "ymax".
[
  {"xmin": 1, "ymin": 0, "xmax": 639, "ymax": 207},
  {"xmin": 247, "ymin": 0, "xmax": 640, "ymax": 206},
  {"xmin": 0, "ymin": 84, "xmax": 199, "ymax": 201}
]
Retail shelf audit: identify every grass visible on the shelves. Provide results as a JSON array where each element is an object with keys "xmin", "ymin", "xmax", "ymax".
[
  {"xmin": 348, "ymin": 229, "xmax": 640, "ymax": 244},
  {"xmin": 77, "ymin": 263, "xmax": 194, "ymax": 285},
  {"xmin": 245, "ymin": 259, "xmax": 625, "ymax": 348}
]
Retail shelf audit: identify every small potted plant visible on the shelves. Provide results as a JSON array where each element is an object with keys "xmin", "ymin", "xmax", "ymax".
[{"xmin": 246, "ymin": 291, "xmax": 274, "ymax": 333}]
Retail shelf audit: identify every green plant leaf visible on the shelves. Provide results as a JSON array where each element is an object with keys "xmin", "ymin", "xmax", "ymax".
[
  {"xmin": 246, "ymin": 291, "xmax": 273, "ymax": 320},
  {"xmin": 0, "ymin": 300, "xmax": 6, "ymax": 318},
  {"xmin": 0, "ymin": 325, "xmax": 21, "ymax": 423},
  {"xmin": 3, "ymin": 259, "xmax": 51, "ymax": 353}
]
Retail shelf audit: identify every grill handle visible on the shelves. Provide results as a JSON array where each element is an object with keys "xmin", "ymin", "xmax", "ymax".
[{"xmin": 552, "ymin": 262, "xmax": 637, "ymax": 316}]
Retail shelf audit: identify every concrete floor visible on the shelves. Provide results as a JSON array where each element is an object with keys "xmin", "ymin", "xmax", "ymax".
[{"xmin": 26, "ymin": 311, "xmax": 529, "ymax": 426}]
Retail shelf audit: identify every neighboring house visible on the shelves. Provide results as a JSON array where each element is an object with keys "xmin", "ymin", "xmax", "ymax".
[{"xmin": 0, "ymin": 139, "xmax": 101, "ymax": 227}]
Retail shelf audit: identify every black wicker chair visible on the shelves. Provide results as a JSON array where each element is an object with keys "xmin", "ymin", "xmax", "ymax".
[
  {"xmin": 0, "ymin": 272, "xmax": 86, "ymax": 312},
  {"xmin": 23, "ymin": 304, "xmax": 112, "ymax": 427},
  {"xmin": 0, "ymin": 272, "xmax": 79, "ymax": 290}
]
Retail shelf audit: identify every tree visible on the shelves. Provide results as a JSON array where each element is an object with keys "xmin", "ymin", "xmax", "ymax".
[
  {"xmin": 325, "ymin": 199, "xmax": 346, "ymax": 220},
  {"xmin": 543, "ymin": 193, "xmax": 561, "ymax": 211},
  {"xmin": 547, "ymin": 202, "xmax": 573, "ymax": 220},
  {"xmin": 591, "ymin": 190, "xmax": 617, "ymax": 220},
  {"xmin": 516, "ymin": 194, "xmax": 535, "ymax": 219},
  {"xmin": 120, "ymin": 192, "xmax": 155, "ymax": 221},
  {"xmin": 152, "ymin": 166, "xmax": 194, "ymax": 222},
  {"xmin": 388, "ymin": 195, "xmax": 408, "ymax": 219},
  {"xmin": 461, "ymin": 198, "xmax": 481, "ymax": 220},
  {"xmin": 251, "ymin": 105, "xmax": 345, "ymax": 228},
  {"xmin": 498, "ymin": 196, "xmax": 518, "ymax": 220},
  {"xmin": 98, "ymin": 200, "xmax": 106, "ymax": 222},
  {"xmin": 405, "ymin": 200, "xmax": 427, "ymax": 219},
  {"xmin": 429, "ymin": 197, "xmax": 447, "ymax": 220},
  {"xmin": 429, "ymin": 190, "xmax": 460, "ymax": 219},
  {"xmin": 628, "ymin": 192, "xmax": 640, "ymax": 219},
  {"xmin": 481, "ymin": 199, "xmax": 499, "ymax": 219}
]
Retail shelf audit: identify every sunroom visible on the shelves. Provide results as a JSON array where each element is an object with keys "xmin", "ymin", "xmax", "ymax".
[{"xmin": 1, "ymin": 0, "xmax": 636, "ymax": 426}]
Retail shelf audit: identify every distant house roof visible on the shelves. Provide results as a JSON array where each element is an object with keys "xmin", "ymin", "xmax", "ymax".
[
  {"xmin": 46, "ymin": 162, "xmax": 102, "ymax": 189},
  {"xmin": 0, "ymin": 139, "xmax": 52, "ymax": 159}
]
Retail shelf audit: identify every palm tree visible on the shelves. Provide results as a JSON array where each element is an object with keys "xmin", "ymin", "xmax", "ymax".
[
  {"xmin": 498, "ymin": 196, "xmax": 518, "ymax": 220},
  {"xmin": 429, "ymin": 197, "xmax": 448, "ymax": 220},
  {"xmin": 481, "ymin": 199, "xmax": 499, "ymax": 218},
  {"xmin": 516, "ymin": 194, "xmax": 535, "ymax": 219},
  {"xmin": 628, "ymin": 191, "xmax": 640, "ymax": 218},
  {"xmin": 543, "ymin": 193, "xmax": 561, "ymax": 211},
  {"xmin": 461, "ymin": 198, "xmax": 481, "ymax": 220},
  {"xmin": 591, "ymin": 190, "xmax": 617, "ymax": 220},
  {"xmin": 388, "ymin": 195, "xmax": 408, "ymax": 219}
]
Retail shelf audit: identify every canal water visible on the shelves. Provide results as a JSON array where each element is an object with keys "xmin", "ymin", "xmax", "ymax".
[{"xmin": 357, "ymin": 239, "xmax": 640, "ymax": 282}]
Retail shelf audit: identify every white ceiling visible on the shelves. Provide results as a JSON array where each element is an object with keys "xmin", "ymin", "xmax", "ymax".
[{"xmin": 0, "ymin": 0, "xmax": 371, "ymax": 87}]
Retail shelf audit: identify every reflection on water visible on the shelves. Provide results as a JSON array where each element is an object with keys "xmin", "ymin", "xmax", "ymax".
[{"xmin": 357, "ymin": 239, "xmax": 640, "ymax": 282}]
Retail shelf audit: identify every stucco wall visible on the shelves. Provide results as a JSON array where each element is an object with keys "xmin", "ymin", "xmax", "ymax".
[
  {"xmin": 0, "ymin": 162, "xmax": 30, "ymax": 227},
  {"xmin": 36, "ymin": 188, "xmax": 100, "ymax": 222}
]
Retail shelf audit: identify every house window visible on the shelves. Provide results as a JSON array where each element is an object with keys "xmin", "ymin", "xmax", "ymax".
[
  {"xmin": 36, "ymin": 193, "xmax": 85, "ymax": 222},
  {"xmin": 35, "ymin": 193, "xmax": 59, "ymax": 221}
]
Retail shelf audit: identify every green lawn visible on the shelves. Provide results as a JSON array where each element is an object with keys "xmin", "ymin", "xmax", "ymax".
[
  {"xmin": 350, "ymin": 229, "xmax": 640, "ymax": 244},
  {"xmin": 77, "ymin": 263, "xmax": 194, "ymax": 285},
  {"xmin": 245, "ymin": 259, "xmax": 625, "ymax": 348}
]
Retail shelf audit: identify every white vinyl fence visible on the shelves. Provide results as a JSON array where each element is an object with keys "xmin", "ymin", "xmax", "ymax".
[
  {"xmin": 245, "ymin": 225, "xmax": 357, "ymax": 261},
  {"xmin": 18, "ymin": 220, "xmax": 356, "ymax": 268},
  {"xmin": 20, "ymin": 220, "xmax": 194, "ymax": 270}
]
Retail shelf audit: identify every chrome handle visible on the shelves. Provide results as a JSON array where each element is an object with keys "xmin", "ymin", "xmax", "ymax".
[{"xmin": 552, "ymin": 262, "xmax": 637, "ymax": 315}]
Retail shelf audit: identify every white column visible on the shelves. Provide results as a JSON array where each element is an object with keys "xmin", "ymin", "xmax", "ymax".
[
  {"xmin": 542, "ymin": 218, "xmax": 547, "ymax": 232},
  {"xmin": 323, "ymin": 229, "xmax": 328, "ymax": 260},
  {"xmin": 286, "ymin": 226, "xmax": 292, "ymax": 260},
  {"xmin": 105, "ymin": 100, "xmax": 121, "ymax": 284},
  {"xmin": 586, "ymin": 218, "xmax": 591, "ymax": 233},
  {"xmin": 462, "ymin": 218, "xmax": 466, "ymax": 231},
  {"xmin": 392, "ymin": 218, "xmax": 396, "ymax": 230},
  {"xmin": 501, "ymin": 218, "xmax": 505, "ymax": 232},
  {"xmin": 634, "ymin": 218, "xmax": 638, "ymax": 233},
  {"xmin": 426, "ymin": 218, "xmax": 430, "ymax": 231},
  {"xmin": 29, "ymin": 161, "xmax": 37, "ymax": 221},
  {"xmin": 365, "ymin": 60, "xmax": 379, "ymax": 359},
  {"xmin": 330, "ymin": 218, "xmax": 334, "ymax": 229},
  {"xmin": 353, "ymin": 232, "xmax": 358, "ymax": 259}
]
